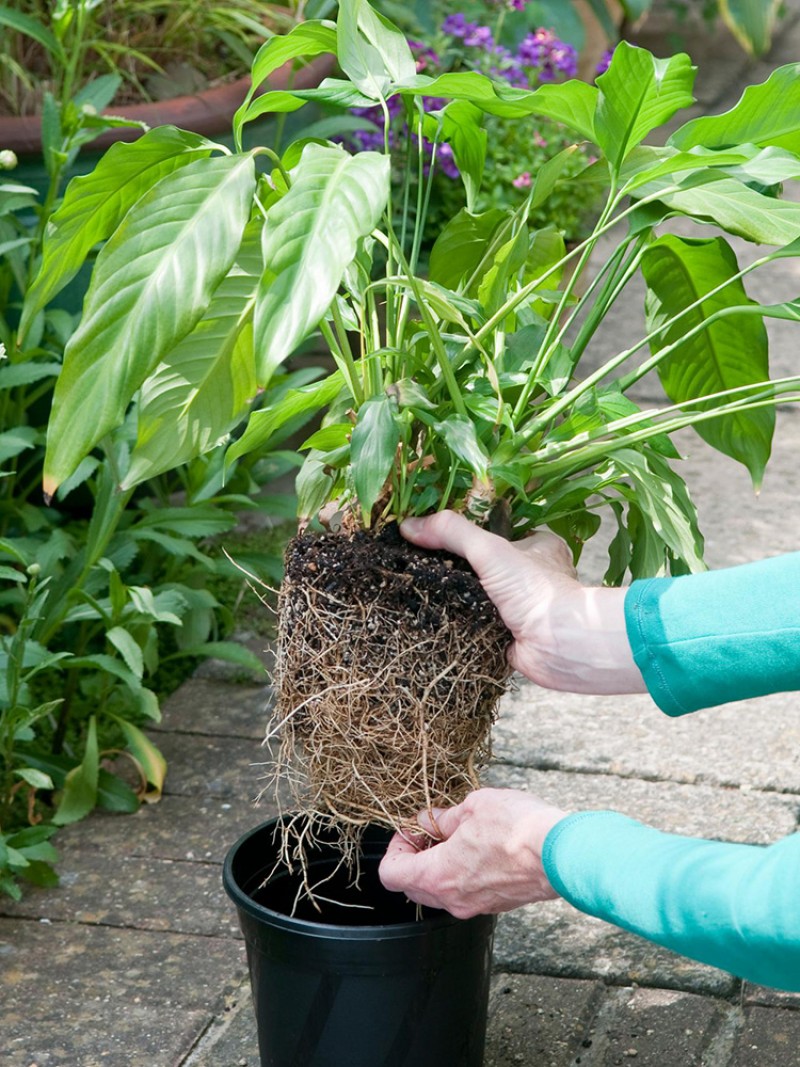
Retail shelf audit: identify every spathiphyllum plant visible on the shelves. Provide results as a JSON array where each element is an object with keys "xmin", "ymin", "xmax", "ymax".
[{"xmin": 28, "ymin": 0, "xmax": 800, "ymax": 842}]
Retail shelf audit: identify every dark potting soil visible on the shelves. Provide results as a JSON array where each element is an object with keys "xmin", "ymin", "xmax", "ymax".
[{"xmin": 282, "ymin": 521, "xmax": 508, "ymax": 639}]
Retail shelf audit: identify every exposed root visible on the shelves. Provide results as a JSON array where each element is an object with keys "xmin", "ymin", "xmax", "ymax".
[{"xmin": 262, "ymin": 526, "xmax": 513, "ymax": 882}]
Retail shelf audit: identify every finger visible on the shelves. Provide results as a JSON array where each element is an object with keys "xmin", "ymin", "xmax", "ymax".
[
  {"xmin": 379, "ymin": 838, "xmax": 424, "ymax": 892},
  {"xmin": 417, "ymin": 804, "xmax": 463, "ymax": 840},
  {"xmin": 401, "ymin": 512, "xmax": 523, "ymax": 581}
]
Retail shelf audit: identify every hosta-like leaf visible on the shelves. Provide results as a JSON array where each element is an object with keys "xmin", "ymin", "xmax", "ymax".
[
  {"xmin": 645, "ymin": 172, "xmax": 800, "ymax": 246},
  {"xmin": 226, "ymin": 370, "xmax": 345, "ymax": 466},
  {"xmin": 423, "ymin": 101, "xmax": 486, "ymax": 212},
  {"xmin": 719, "ymin": 0, "xmax": 782, "ymax": 56},
  {"xmin": 254, "ymin": 144, "xmax": 390, "ymax": 384},
  {"xmin": 429, "ymin": 208, "xmax": 510, "ymax": 290},
  {"xmin": 395, "ymin": 72, "xmax": 599, "ymax": 135},
  {"xmin": 337, "ymin": 0, "xmax": 416, "ymax": 99},
  {"xmin": 53, "ymin": 716, "xmax": 98, "ymax": 826},
  {"xmin": 237, "ymin": 79, "xmax": 376, "ymax": 127},
  {"xmin": 642, "ymin": 234, "xmax": 772, "ymax": 486},
  {"xmin": 112, "ymin": 717, "xmax": 167, "ymax": 801},
  {"xmin": 234, "ymin": 20, "xmax": 338, "ymax": 140},
  {"xmin": 351, "ymin": 394, "xmax": 401, "ymax": 519},
  {"xmin": 669, "ymin": 64, "xmax": 800, "ymax": 154},
  {"xmin": 594, "ymin": 43, "xmax": 696, "ymax": 172},
  {"xmin": 44, "ymin": 153, "xmax": 256, "ymax": 497},
  {"xmin": 124, "ymin": 227, "xmax": 263, "ymax": 487},
  {"xmin": 435, "ymin": 415, "xmax": 490, "ymax": 482},
  {"xmin": 21, "ymin": 127, "xmax": 215, "ymax": 337}
]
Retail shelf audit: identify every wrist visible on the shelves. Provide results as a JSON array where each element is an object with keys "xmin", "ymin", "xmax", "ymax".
[{"xmin": 546, "ymin": 585, "xmax": 647, "ymax": 694}]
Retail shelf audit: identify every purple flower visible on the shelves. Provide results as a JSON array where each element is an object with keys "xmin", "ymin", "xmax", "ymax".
[
  {"xmin": 516, "ymin": 29, "xmax": 577, "ymax": 82},
  {"xmin": 410, "ymin": 39, "xmax": 440, "ymax": 73},
  {"xmin": 464, "ymin": 24, "xmax": 495, "ymax": 50},
  {"xmin": 596, "ymin": 48, "xmax": 614, "ymax": 77},
  {"xmin": 442, "ymin": 14, "xmax": 471, "ymax": 37},
  {"xmin": 437, "ymin": 143, "xmax": 460, "ymax": 180}
]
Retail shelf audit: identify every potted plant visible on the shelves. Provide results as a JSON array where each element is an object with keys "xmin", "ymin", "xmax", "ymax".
[{"xmin": 27, "ymin": 0, "xmax": 800, "ymax": 1061}]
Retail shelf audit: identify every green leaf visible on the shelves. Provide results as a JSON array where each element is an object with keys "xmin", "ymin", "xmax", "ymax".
[
  {"xmin": 44, "ymin": 153, "xmax": 256, "ymax": 497},
  {"xmin": 0, "ymin": 7, "xmax": 63, "ymax": 59},
  {"xmin": 478, "ymin": 224, "xmax": 530, "ymax": 317},
  {"xmin": 644, "ymin": 172, "xmax": 800, "ymax": 246},
  {"xmin": 669, "ymin": 64, "xmax": 800, "ymax": 154},
  {"xmin": 226, "ymin": 370, "xmax": 345, "ymax": 465},
  {"xmin": 429, "ymin": 207, "xmax": 510, "ymax": 290},
  {"xmin": 21, "ymin": 127, "xmax": 216, "ymax": 336},
  {"xmin": 53, "ymin": 716, "xmax": 99, "ymax": 825},
  {"xmin": 125, "ymin": 230, "xmax": 262, "ymax": 486},
  {"xmin": 234, "ymin": 20, "xmax": 338, "ymax": 138},
  {"xmin": 642, "ymin": 234, "xmax": 772, "ymax": 486},
  {"xmin": 428, "ymin": 101, "xmax": 486, "ymax": 212},
  {"xmin": 132, "ymin": 506, "xmax": 236, "ymax": 538},
  {"xmin": 718, "ymin": 0, "xmax": 782, "ymax": 56},
  {"xmin": 14, "ymin": 768, "xmax": 54, "ymax": 790},
  {"xmin": 237, "ymin": 78, "xmax": 375, "ymax": 127},
  {"xmin": 337, "ymin": 0, "xmax": 416, "ymax": 99},
  {"xmin": 68, "ymin": 653, "xmax": 142, "ymax": 694},
  {"xmin": 254, "ymin": 144, "xmax": 390, "ymax": 384},
  {"xmin": 434, "ymin": 414, "xmax": 490, "ymax": 483},
  {"xmin": 297, "ymin": 451, "xmax": 336, "ymax": 522},
  {"xmin": 96, "ymin": 769, "xmax": 140, "ymax": 813},
  {"xmin": 106, "ymin": 626, "xmax": 144, "ymax": 680},
  {"xmin": 594, "ymin": 43, "xmax": 696, "ymax": 172},
  {"xmin": 351, "ymin": 394, "xmax": 401, "ymax": 519},
  {"xmin": 0, "ymin": 426, "xmax": 38, "ymax": 464},
  {"xmin": 112, "ymin": 718, "xmax": 167, "ymax": 800},
  {"xmin": 609, "ymin": 449, "xmax": 705, "ymax": 574},
  {"xmin": 396, "ymin": 72, "xmax": 599, "ymax": 135}
]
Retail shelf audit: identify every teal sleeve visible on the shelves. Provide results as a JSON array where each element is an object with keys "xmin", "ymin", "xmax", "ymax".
[
  {"xmin": 542, "ymin": 811, "xmax": 800, "ymax": 991},
  {"xmin": 624, "ymin": 552, "xmax": 800, "ymax": 716}
]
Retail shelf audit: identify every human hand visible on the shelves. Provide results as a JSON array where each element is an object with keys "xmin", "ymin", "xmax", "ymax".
[
  {"xmin": 401, "ymin": 511, "xmax": 646, "ymax": 694},
  {"xmin": 378, "ymin": 788, "xmax": 567, "ymax": 918}
]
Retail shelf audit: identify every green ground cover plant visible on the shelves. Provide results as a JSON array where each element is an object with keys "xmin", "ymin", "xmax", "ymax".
[{"xmin": 0, "ymin": 98, "xmax": 298, "ymax": 900}]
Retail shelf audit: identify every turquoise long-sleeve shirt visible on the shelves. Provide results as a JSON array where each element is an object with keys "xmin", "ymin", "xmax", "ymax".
[{"xmin": 541, "ymin": 553, "xmax": 800, "ymax": 991}]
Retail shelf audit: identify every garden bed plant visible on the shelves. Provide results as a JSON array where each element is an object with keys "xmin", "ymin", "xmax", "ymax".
[{"xmin": 31, "ymin": 0, "xmax": 800, "ymax": 863}]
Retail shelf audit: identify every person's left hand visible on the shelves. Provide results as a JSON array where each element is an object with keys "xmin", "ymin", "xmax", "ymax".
[{"xmin": 378, "ymin": 788, "xmax": 568, "ymax": 919}]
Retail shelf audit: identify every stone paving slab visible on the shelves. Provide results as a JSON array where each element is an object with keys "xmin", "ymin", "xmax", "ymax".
[
  {"xmin": 494, "ymin": 683, "xmax": 800, "ymax": 795},
  {"xmin": 730, "ymin": 1005, "xmax": 800, "ymax": 1067},
  {"xmin": 3, "ymin": 852, "xmax": 240, "ymax": 938},
  {"xmin": 53, "ymin": 794, "xmax": 274, "ymax": 863},
  {"xmin": 487, "ymin": 764, "xmax": 797, "ymax": 844},
  {"xmin": 152, "ymin": 678, "xmax": 274, "ymax": 740},
  {"xmin": 493, "ymin": 903, "xmax": 736, "ymax": 997},
  {"xmin": 0, "ymin": 918, "xmax": 246, "ymax": 1066},
  {"xmin": 157, "ymin": 732, "xmax": 271, "ymax": 802}
]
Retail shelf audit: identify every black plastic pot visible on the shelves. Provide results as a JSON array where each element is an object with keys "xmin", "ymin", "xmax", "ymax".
[{"xmin": 223, "ymin": 818, "xmax": 496, "ymax": 1067}]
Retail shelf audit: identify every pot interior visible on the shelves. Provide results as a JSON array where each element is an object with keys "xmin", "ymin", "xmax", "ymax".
[{"xmin": 239, "ymin": 824, "xmax": 436, "ymax": 927}]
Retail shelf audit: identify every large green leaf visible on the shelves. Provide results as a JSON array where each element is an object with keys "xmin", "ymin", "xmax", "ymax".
[
  {"xmin": 21, "ymin": 128, "xmax": 216, "ymax": 336},
  {"xmin": 124, "ymin": 226, "xmax": 263, "ymax": 487},
  {"xmin": 594, "ymin": 43, "xmax": 695, "ymax": 171},
  {"xmin": 0, "ymin": 7, "xmax": 63, "ymax": 59},
  {"xmin": 351, "ymin": 394, "xmax": 401, "ymax": 518},
  {"xmin": 44, "ymin": 153, "xmax": 256, "ymax": 497},
  {"xmin": 435, "ymin": 414, "xmax": 490, "ymax": 482},
  {"xmin": 234, "ymin": 20, "xmax": 338, "ymax": 140},
  {"xmin": 642, "ymin": 234, "xmax": 773, "ymax": 486},
  {"xmin": 429, "ymin": 208, "xmax": 510, "ymax": 290},
  {"xmin": 719, "ymin": 0, "xmax": 782, "ymax": 56},
  {"xmin": 337, "ymin": 0, "xmax": 416, "ymax": 99},
  {"xmin": 254, "ymin": 144, "xmax": 389, "ymax": 384},
  {"xmin": 423, "ymin": 101, "xmax": 487, "ymax": 212},
  {"xmin": 642, "ymin": 171, "xmax": 800, "ymax": 246},
  {"xmin": 395, "ymin": 71, "xmax": 599, "ymax": 135},
  {"xmin": 669, "ymin": 64, "xmax": 800, "ymax": 154}
]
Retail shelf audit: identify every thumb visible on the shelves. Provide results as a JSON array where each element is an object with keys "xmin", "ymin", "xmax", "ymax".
[
  {"xmin": 379, "ymin": 831, "xmax": 422, "ymax": 892},
  {"xmin": 417, "ymin": 804, "xmax": 464, "ymax": 841}
]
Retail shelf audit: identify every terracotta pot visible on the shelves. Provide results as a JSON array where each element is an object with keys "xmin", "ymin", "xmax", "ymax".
[{"xmin": 0, "ymin": 53, "xmax": 335, "ymax": 158}]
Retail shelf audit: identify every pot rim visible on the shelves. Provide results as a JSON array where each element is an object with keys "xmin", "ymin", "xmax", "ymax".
[{"xmin": 223, "ymin": 816, "xmax": 480, "ymax": 939}]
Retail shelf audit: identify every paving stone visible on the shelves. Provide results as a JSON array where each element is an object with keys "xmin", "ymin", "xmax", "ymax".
[
  {"xmin": 1, "ymin": 851, "xmax": 241, "ymax": 938},
  {"xmin": 587, "ymin": 986, "xmax": 728, "ymax": 1066},
  {"xmin": 157, "ymin": 732, "xmax": 274, "ymax": 801},
  {"xmin": 730, "ymin": 1005, "xmax": 800, "ymax": 1067},
  {"xmin": 0, "ymin": 917, "xmax": 247, "ymax": 1066},
  {"xmin": 494, "ymin": 903, "xmax": 737, "ymax": 997},
  {"xmin": 743, "ymin": 983, "xmax": 800, "ymax": 1011},
  {"xmin": 485, "ymin": 973, "xmax": 605, "ymax": 1067},
  {"xmin": 154, "ymin": 677, "xmax": 274, "ymax": 740},
  {"xmin": 51, "ymin": 793, "xmax": 278, "ymax": 863},
  {"xmin": 493, "ymin": 681, "xmax": 800, "ymax": 796},
  {"xmin": 487, "ymin": 764, "xmax": 797, "ymax": 845},
  {"xmin": 183, "ymin": 982, "xmax": 260, "ymax": 1066}
]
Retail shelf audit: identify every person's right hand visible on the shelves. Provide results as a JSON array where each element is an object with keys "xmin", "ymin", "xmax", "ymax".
[{"xmin": 401, "ymin": 511, "xmax": 646, "ymax": 695}]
